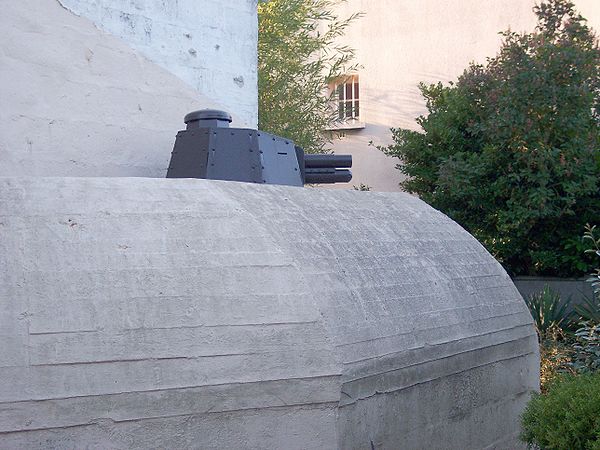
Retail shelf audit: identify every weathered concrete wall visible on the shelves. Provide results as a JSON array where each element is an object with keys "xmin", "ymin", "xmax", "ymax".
[
  {"xmin": 513, "ymin": 277, "xmax": 595, "ymax": 312},
  {"xmin": 0, "ymin": 176, "xmax": 539, "ymax": 449},
  {"xmin": 0, "ymin": 0, "xmax": 255, "ymax": 178},
  {"xmin": 57, "ymin": 0, "xmax": 258, "ymax": 127},
  {"xmin": 329, "ymin": 0, "xmax": 600, "ymax": 191}
]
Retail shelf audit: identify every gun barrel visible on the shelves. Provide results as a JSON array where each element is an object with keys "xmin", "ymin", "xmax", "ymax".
[
  {"xmin": 304, "ymin": 154, "xmax": 352, "ymax": 169},
  {"xmin": 304, "ymin": 168, "xmax": 352, "ymax": 184}
]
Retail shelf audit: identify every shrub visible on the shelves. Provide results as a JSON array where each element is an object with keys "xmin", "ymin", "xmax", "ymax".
[
  {"xmin": 525, "ymin": 286, "xmax": 576, "ymax": 391},
  {"xmin": 533, "ymin": 226, "xmax": 600, "ymax": 394},
  {"xmin": 526, "ymin": 285, "xmax": 573, "ymax": 335},
  {"xmin": 520, "ymin": 373, "xmax": 600, "ymax": 449},
  {"xmin": 571, "ymin": 322, "xmax": 600, "ymax": 373},
  {"xmin": 585, "ymin": 226, "xmax": 600, "ymax": 298},
  {"xmin": 576, "ymin": 294, "xmax": 600, "ymax": 325},
  {"xmin": 380, "ymin": 0, "xmax": 600, "ymax": 277},
  {"xmin": 573, "ymin": 224, "xmax": 600, "ymax": 326}
]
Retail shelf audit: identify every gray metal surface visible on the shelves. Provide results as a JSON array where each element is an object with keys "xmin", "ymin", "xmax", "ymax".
[
  {"xmin": 166, "ymin": 130, "xmax": 211, "ymax": 179},
  {"xmin": 167, "ymin": 110, "xmax": 352, "ymax": 186},
  {"xmin": 256, "ymin": 133, "xmax": 302, "ymax": 186},
  {"xmin": 184, "ymin": 109, "xmax": 233, "ymax": 129}
]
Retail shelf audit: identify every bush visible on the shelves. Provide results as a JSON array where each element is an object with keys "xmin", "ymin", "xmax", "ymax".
[
  {"xmin": 526, "ymin": 285, "xmax": 573, "ymax": 335},
  {"xmin": 576, "ymin": 294, "xmax": 600, "ymax": 325},
  {"xmin": 380, "ymin": 0, "xmax": 600, "ymax": 277},
  {"xmin": 525, "ymin": 284, "xmax": 576, "ymax": 391},
  {"xmin": 538, "ymin": 323, "xmax": 600, "ymax": 392},
  {"xmin": 581, "ymin": 225, "xmax": 600, "ymax": 316},
  {"xmin": 520, "ymin": 373, "xmax": 600, "ymax": 449},
  {"xmin": 532, "ymin": 226, "xmax": 600, "ymax": 393},
  {"xmin": 587, "ymin": 228, "xmax": 600, "ymax": 291},
  {"xmin": 571, "ymin": 322, "xmax": 600, "ymax": 373},
  {"xmin": 525, "ymin": 284, "xmax": 600, "ymax": 391}
]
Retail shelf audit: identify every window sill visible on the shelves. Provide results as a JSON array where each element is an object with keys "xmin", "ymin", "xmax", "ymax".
[{"xmin": 326, "ymin": 120, "xmax": 366, "ymax": 131}]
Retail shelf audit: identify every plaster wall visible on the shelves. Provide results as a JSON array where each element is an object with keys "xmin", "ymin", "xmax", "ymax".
[
  {"xmin": 0, "ymin": 176, "xmax": 539, "ymax": 449},
  {"xmin": 57, "ymin": 0, "xmax": 258, "ymax": 128},
  {"xmin": 329, "ymin": 0, "xmax": 600, "ymax": 191},
  {"xmin": 0, "ymin": 0, "xmax": 256, "ymax": 178}
]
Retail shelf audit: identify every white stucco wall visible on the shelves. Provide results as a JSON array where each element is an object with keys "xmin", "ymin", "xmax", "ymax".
[
  {"xmin": 57, "ymin": 0, "xmax": 258, "ymax": 128},
  {"xmin": 329, "ymin": 0, "xmax": 600, "ymax": 192},
  {"xmin": 0, "ymin": 0, "xmax": 257, "ymax": 178}
]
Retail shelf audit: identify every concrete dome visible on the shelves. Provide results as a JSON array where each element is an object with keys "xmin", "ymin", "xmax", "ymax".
[{"xmin": 0, "ymin": 177, "xmax": 538, "ymax": 449}]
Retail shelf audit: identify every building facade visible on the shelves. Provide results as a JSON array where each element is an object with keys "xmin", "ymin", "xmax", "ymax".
[{"xmin": 329, "ymin": 0, "xmax": 600, "ymax": 192}]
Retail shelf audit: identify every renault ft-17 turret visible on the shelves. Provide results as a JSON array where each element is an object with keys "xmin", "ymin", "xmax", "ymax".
[{"xmin": 166, "ymin": 109, "xmax": 352, "ymax": 186}]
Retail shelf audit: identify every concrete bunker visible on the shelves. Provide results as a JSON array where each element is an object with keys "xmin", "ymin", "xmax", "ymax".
[
  {"xmin": 1, "ymin": 1, "xmax": 539, "ymax": 446},
  {"xmin": 0, "ymin": 176, "xmax": 539, "ymax": 449}
]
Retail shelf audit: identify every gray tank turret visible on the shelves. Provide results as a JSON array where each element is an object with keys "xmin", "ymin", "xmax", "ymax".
[{"xmin": 166, "ymin": 109, "xmax": 352, "ymax": 186}]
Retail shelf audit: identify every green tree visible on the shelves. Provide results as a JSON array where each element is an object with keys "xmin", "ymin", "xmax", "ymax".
[
  {"xmin": 258, "ymin": 0, "xmax": 359, "ymax": 153},
  {"xmin": 381, "ymin": 0, "xmax": 600, "ymax": 277}
]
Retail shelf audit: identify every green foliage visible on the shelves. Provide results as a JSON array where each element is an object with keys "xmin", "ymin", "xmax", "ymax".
[
  {"xmin": 575, "ymin": 294, "xmax": 600, "ymax": 324},
  {"xmin": 520, "ymin": 373, "xmax": 600, "ymax": 449},
  {"xmin": 571, "ymin": 322, "xmax": 600, "ymax": 373},
  {"xmin": 575, "ymin": 225, "xmax": 600, "ymax": 323},
  {"xmin": 258, "ymin": 0, "xmax": 360, "ymax": 153},
  {"xmin": 536, "ymin": 234, "xmax": 600, "ymax": 395},
  {"xmin": 584, "ymin": 225, "xmax": 600, "ymax": 300},
  {"xmin": 526, "ymin": 285, "xmax": 573, "ymax": 334},
  {"xmin": 538, "ymin": 323, "xmax": 600, "ymax": 392},
  {"xmin": 381, "ymin": 0, "xmax": 600, "ymax": 277}
]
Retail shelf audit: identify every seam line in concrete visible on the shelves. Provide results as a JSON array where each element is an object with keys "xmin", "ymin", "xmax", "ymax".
[
  {"xmin": 340, "ymin": 350, "xmax": 537, "ymax": 405},
  {"xmin": 0, "ymin": 373, "xmax": 343, "ymax": 406},
  {"xmin": 344, "ymin": 335, "xmax": 536, "ymax": 384}
]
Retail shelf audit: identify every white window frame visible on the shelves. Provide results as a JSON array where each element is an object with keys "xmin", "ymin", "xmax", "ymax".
[{"xmin": 328, "ymin": 74, "xmax": 365, "ymax": 130}]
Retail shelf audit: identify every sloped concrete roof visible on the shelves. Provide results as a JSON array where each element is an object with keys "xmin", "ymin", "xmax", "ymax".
[{"xmin": 0, "ymin": 177, "xmax": 538, "ymax": 449}]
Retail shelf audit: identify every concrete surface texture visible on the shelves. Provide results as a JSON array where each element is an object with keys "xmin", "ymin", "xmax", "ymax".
[
  {"xmin": 0, "ymin": 176, "xmax": 539, "ymax": 449},
  {"xmin": 327, "ymin": 0, "xmax": 600, "ymax": 192},
  {"xmin": 0, "ymin": 0, "xmax": 255, "ymax": 178},
  {"xmin": 57, "ymin": 0, "xmax": 258, "ymax": 127}
]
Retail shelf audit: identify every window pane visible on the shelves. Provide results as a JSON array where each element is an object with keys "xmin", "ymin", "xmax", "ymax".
[{"xmin": 334, "ymin": 75, "xmax": 361, "ymax": 121}]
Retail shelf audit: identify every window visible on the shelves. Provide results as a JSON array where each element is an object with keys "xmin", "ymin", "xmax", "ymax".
[
  {"xmin": 327, "ymin": 74, "xmax": 364, "ymax": 130},
  {"xmin": 335, "ymin": 74, "xmax": 360, "ymax": 121}
]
